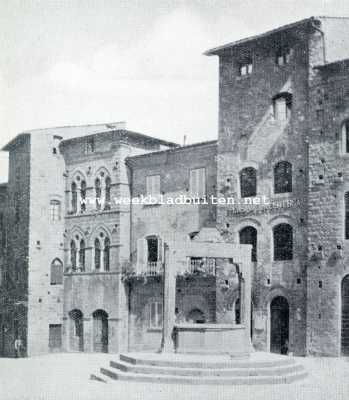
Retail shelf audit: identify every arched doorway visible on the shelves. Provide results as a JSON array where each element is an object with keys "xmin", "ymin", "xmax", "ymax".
[
  {"xmin": 186, "ymin": 309, "xmax": 206, "ymax": 324},
  {"xmin": 342, "ymin": 275, "xmax": 349, "ymax": 355},
  {"xmin": 270, "ymin": 296, "xmax": 289, "ymax": 354},
  {"xmin": 69, "ymin": 309, "xmax": 84, "ymax": 352},
  {"xmin": 93, "ymin": 310, "xmax": 108, "ymax": 352}
]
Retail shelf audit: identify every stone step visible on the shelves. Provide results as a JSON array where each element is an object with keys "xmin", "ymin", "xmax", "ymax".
[
  {"xmin": 119, "ymin": 353, "xmax": 295, "ymax": 369},
  {"xmin": 110, "ymin": 359, "xmax": 304, "ymax": 377},
  {"xmin": 99, "ymin": 367, "xmax": 308, "ymax": 385}
]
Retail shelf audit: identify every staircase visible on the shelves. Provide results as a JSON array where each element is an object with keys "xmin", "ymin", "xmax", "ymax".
[{"xmin": 91, "ymin": 352, "xmax": 307, "ymax": 385}]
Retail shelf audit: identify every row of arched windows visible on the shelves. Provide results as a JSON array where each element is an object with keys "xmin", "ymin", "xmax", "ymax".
[
  {"xmin": 70, "ymin": 172, "xmax": 112, "ymax": 214},
  {"xmin": 240, "ymin": 161, "xmax": 292, "ymax": 198},
  {"xmin": 239, "ymin": 223, "xmax": 293, "ymax": 262},
  {"xmin": 69, "ymin": 233, "xmax": 111, "ymax": 271}
]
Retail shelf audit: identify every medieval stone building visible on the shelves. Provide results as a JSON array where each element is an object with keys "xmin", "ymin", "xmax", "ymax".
[{"xmin": 1, "ymin": 16, "xmax": 349, "ymax": 357}]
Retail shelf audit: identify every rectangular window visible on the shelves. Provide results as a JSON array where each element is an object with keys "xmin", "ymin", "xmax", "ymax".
[
  {"xmin": 50, "ymin": 200, "xmax": 61, "ymax": 222},
  {"xmin": 149, "ymin": 302, "xmax": 163, "ymax": 329},
  {"xmin": 85, "ymin": 138, "xmax": 95, "ymax": 154},
  {"xmin": 146, "ymin": 175, "xmax": 160, "ymax": 197},
  {"xmin": 276, "ymin": 48, "xmax": 291, "ymax": 66},
  {"xmin": 189, "ymin": 168, "xmax": 206, "ymax": 198},
  {"xmin": 239, "ymin": 60, "xmax": 253, "ymax": 76},
  {"xmin": 49, "ymin": 324, "xmax": 62, "ymax": 350}
]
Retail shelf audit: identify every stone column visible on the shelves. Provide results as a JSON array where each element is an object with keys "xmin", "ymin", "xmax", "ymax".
[{"xmin": 161, "ymin": 243, "xmax": 176, "ymax": 353}]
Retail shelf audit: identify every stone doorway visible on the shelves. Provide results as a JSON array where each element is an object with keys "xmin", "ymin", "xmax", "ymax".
[
  {"xmin": 341, "ymin": 275, "xmax": 349, "ymax": 355},
  {"xmin": 93, "ymin": 310, "xmax": 108, "ymax": 353},
  {"xmin": 69, "ymin": 309, "xmax": 84, "ymax": 352},
  {"xmin": 270, "ymin": 296, "xmax": 289, "ymax": 354}
]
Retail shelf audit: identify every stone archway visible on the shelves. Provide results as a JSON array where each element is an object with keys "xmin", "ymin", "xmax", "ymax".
[
  {"xmin": 341, "ymin": 275, "xmax": 349, "ymax": 355},
  {"xmin": 270, "ymin": 296, "xmax": 289, "ymax": 354}
]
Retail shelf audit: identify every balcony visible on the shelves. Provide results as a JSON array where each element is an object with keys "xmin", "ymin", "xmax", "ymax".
[{"xmin": 185, "ymin": 258, "xmax": 216, "ymax": 276}]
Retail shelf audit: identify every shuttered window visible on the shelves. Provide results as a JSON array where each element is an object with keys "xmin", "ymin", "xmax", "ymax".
[
  {"xmin": 189, "ymin": 168, "xmax": 206, "ymax": 198},
  {"xmin": 146, "ymin": 175, "xmax": 160, "ymax": 197}
]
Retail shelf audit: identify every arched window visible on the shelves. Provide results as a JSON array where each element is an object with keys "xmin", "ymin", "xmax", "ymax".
[
  {"xmin": 345, "ymin": 192, "xmax": 349, "ymax": 240},
  {"xmin": 71, "ymin": 182, "xmax": 77, "ymax": 214},
  {"xmin": 94, "ymin": 238, "xmax": 101, "ymax": 270},
  {"xmin": 70, "ymin": 240, "xmax": 77, "ymax": 270},
  {"xmin": 273, "ymin": 93, "xmax": 292, "ymax": 121},
  {"xmin": 274, "ymin": 161, "xmax": 292, "ymax": 194},
  {"xmin": 342, "ymin": 121, "xmax": 349, "ymax": 153},
  {"xmin": 239, "ymin": 226, "xmax": 257, "ymax": 261},
  {"xmin": 104, "ymin": 237, "xmax": 110, "ymax": 271},
  {"xmin": 80, "ymin": 181, "xmax": 86, "ymax": 213},
  {"xmin": 273, "ymin": 223, "xmax": 293, "ymax": 261},
  {"xmin": 240, "ymin": 167, "xmax": 257, "ymax": 198},
  {"xmin": 105, "ymin": 176, "xmax": 111, "ymax": 210},
  {"xmin": 95, "ymin": 178, "xmax": 101, "ymax": 210},
  {"xmin": 79, "ymin": 239, "xmax": 85, "ymax": 271},
  {"xmin": 50, "ymin": 258, "xmax": 63, "ymax": 285}
]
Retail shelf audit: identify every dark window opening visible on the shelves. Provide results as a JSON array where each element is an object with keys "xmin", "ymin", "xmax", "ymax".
[
  {"xmin": 240, "ymin": 167, "xmax": 257, "ymax": 198},
  {"xmin": 95, "ymin": 238, "xmax": 101, "ymax": 270},
  {"xmin": 273, "ymin": 223, "xmax": 293, "ymax": 261},
  {"xmin": 51, "ymin": 258, "xmax": 63, "ymax": 285},
  {"xmin": 105, "ymin": 177, "xmax": 111, "ymax": 210},
  {"xmin": 70, "ymin": 241, "xmax": 77, "ymax": 270},
  {"xmin": 239, "ymin": 226, "xmax": 257, "ymax": 262},
  {"xmin": 79, "ymin": 240, "xmax": 85, "ymax": 271},
  {"xmin": 71, "ymin": 182, "xmax": 77, "ymax": 214},
  {"xmin": 147, "ymin": 237, "xmax": 158, "ymax": 263},
  {"xmin": 274, "ymin": 161, "xmax": 292, "ymax": 194},
  {"xmin": 104, "ymin": 237, "xmax": 110, "ymax": 271},
  {"xmin": 273, "ymin": 93, "xmax": 292, "ymax": 120},
  {"xmin": 80, "ymin": 181, "xmax": 86, "ymax": 213},
  {"xmin": 345, "ymin": 192, "xmax": 349, "ymax": 239}
]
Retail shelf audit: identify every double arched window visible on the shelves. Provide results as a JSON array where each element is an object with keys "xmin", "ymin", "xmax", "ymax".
[
  {"xmin": 95, "ymin": 171, "xmax": 112, "ymax": 211},
  {"xmin": 70, "ymin": 235, "xmax": 86, "ymax": 271},
  {"xmin": 274, "ymin": 161, "xmax": 292, "ymax": 194},
  {"xmin": 240, "ymin": 167, "xmax": 257, "ymax": 198},
  {"xmin": 71, "ymin": 177, "xmax": 87, "ymax": 214},
  {"xmin": 273, "ymin": 223, "xmax": 293, "ymax": 261},
  {"xmin": 94, "ymin": 233, "xmax": 111, "ymax": 271}
]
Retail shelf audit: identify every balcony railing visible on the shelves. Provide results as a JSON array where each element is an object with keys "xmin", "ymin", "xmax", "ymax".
[
  {"xmin": 187, "ymin": 258, "xmax": 216, "ymax": 275},
  {"xmin": 145, "ymin": 261, "xmax": 163, "ymax": 276}
]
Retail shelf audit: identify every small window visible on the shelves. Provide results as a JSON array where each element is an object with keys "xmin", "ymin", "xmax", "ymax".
[
  {"xmin": 273, "ymin": 223, "xmax": 293, "ymax": 261},
  {"xmin": 50, "ymin": 200, "xmax": 61, "ymax": 221},
  {"xmin": 273, "ymin": 93, "xmax": 292, "ymax": 121},
  {"xmin": 240, "ymin": 167, "xmax": 257, "ymax": 198},
  {"xmin": 149, "ymin": 301, "xmax": 163, "ymax": 329},
  {"xmin": 276, "ymin": 47, "xmax": 291, "ymax": 66},
  {"xmin": 50, "ymin": 258, "xmax": 63, "ymax": 285},
  {"xmin": 239, "ymin": 60, "xmax": 253, "ymax": 76},
  {"xmin": 146, "ymin": 175, "xmax": 160, "ymax": 197},
  {"xmin": 274, "ymin": 161, "xmax": 292, "ymax": 194},
  {"xmin": 189, "ymin": 168, "xmax": 206, "ymax": 198},
  {"xmin": 85, "ymin": 138, "xmax": 95, "ymax": 154}
]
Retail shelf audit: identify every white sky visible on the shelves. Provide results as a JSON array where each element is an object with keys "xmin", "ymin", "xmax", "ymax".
[{"xmin": 1, "ymin": 0, "xmax": 349, "ymax": 182}]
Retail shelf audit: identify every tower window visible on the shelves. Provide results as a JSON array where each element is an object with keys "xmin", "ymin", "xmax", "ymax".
[
  {"xmin": 50, "ymin": 200, "xmax": 61, "ymax": 221},
  {"xmin": 273, "ymin": 223, "xmax": 293, "ymax": 261},
  {"xmin": 274, "ymin": 161, "xmax": 292, "ymax": 194},
  {"xmin": 239, "ymin": 226, "xmax": 257, "ymax": 262},
  {"xmin": 239, "ymin": 59, "xmax": 253, "ymax": 76},
  {"xmin": 240, "ymin": 167, "xmax": 257, "ymax": 198},
  {"xmin": 276, "ymin": 47, "xmax": 291, "ymax": 66},
  {"xmin": 85, "ymin": 138, "xmax": 95, "ymax": 154},
  {"xmin": 273, "ymin": 93, "xmax": 292, "ymax": 121}
]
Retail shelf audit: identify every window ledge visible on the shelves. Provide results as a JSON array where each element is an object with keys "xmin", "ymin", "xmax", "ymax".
[{"xmin": 147, "ymin": 328, "xmax": 162, "ymax": 333}]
